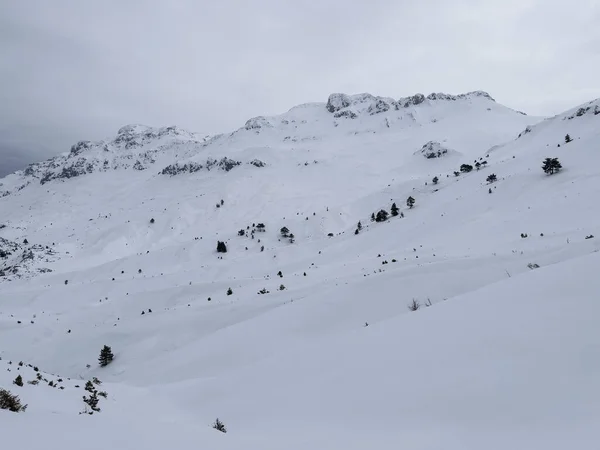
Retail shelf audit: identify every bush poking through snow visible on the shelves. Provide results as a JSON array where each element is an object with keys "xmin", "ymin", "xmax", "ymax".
[
  {"xmin": 212, "ymin": 418, "xmax": 227, "ymax": 433},
  {"xmin": 408, "ymin": 299, "xmax": 421, "ymax": 311},
  {"xmin": 98, "ymin": 345, "xmax": 114, "ymax": 367},
  {"xmin": 0, "ymin": 388, "xmax": 27, "ymax": 412},
  {"xmin": 486, "ymin": 173, "xmax": 497, "ymax": 184}
]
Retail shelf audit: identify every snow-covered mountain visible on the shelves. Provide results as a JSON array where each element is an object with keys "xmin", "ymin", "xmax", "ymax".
[{"xmin": 1, "ymin": 91, "xmax": 599, "ymax": 449}]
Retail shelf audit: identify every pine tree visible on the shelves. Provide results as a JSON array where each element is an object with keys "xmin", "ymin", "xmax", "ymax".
[
  {"xmin": 565, "ymin": 134, "xmax": 572, "ymax": 143},
  {"xmin": 406, "ymin": 196, "xmax": 415, "ymax": 209},
  {"xmin": 542, "ymin": 157, "xmax": 562, "ymax": 175},
  {"xmin": 432, "ymin": 176, "xmax": 439, "ymax": 184},
  {"xmin": 216, "ymin": 241, "xmax": 227, "ymax": 253},
  {"xmin": 370, "ymin": 213, "xmax": 375, "ymax": 222},
  {"xmin": 83, "ymin": 390, "xmax": 100, "ymax": 412},
  {"xmin": 390, "ymin": 203, "xmax": 399, "ymax": 216},
  {"xmin": 13, "ymin": 375, "xmax": 23, "ymax": 387},
  {"xmin": 98, "ymin": 345, "xmax": 114, "ymax": 367},
  {"xmin": 280, "ymin": 226, "xmax": 289, "ymax": 238},
  {"xmin": 357, "ymin": 221, "xmax": 362, "ymax": 230},
  {"xmin": 375, "ymin": 209, "xmax": 389, "ymax": 222},
  {"xmin": 460, "ymin": 164, "xmax": 473, "ymax": 173},
  {"xmin": 486, "ymin": 173, "xmax": 497, "ymax": 183},
  {"xmin": 0, "ymin": 388, "xmax": 27, "ymax": 412},
  {"xmin": 227, "ymin": 287, "xmax": 233, "ymax": 295}
]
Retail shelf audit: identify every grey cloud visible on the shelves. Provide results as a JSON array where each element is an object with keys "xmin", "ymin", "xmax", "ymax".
[{"xmin": 1, "ymin": 0, "xmax": 598, "ymax": 175}]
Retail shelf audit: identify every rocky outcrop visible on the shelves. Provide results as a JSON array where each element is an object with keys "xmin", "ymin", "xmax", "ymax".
[
  {"xmin": 160, "ymin": 157, "xmax": 242, "ymax": 176},
  {"xmin": 326, "ymin": 94, "xmax": 351, "ymax": 113},
  {"xmin": 415, "ymin": 141, "xmax": 452, "ymax": 159}
]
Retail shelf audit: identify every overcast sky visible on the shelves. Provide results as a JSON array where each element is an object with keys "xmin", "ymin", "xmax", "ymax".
[{"xmin": 1, "ymin": 0, "xmax": 598, "ymax": 176}]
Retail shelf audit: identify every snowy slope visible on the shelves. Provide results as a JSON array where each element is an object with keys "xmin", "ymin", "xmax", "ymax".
[{"xmin": 1, "ymin": 91, "xmax": 599, "ymax": 449}]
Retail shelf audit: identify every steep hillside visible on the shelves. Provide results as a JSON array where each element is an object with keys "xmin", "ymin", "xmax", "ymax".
[{"xmin": 1, "ymin": 92, "xmax": 599, "ymax": 449}]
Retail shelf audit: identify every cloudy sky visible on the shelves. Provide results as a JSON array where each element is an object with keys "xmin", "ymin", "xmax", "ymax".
[{"xmin": 1, "ymin": 0, "xmax": 598, "ymax": 176}]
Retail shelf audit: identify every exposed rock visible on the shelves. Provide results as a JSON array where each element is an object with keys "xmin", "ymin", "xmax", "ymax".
[
  {"xmin": 249, "ymin": 159, "xmax": 266, "ymax": 168},
  {"xmin": 245, "ymin": 116, "xmax": 272, "ymax": 130},
  {"xmin": 326, "ymin": 93, "xmax": 351, "ymax": 113},
  {"xmin": 415, "ymin": 141, "xmax": 452, "ymax": 159},
  {"xmin": 160, "ymin": 162, "xmax": 204, "ymax": 176},
  {"xmin": 333, "ymin": 110, "xmax": 358, "ymax": 119}
]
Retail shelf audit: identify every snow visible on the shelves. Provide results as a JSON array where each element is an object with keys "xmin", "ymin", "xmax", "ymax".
[{"xmin": 1, "ymin": 91, "xmax": 599, "ymax": 449}]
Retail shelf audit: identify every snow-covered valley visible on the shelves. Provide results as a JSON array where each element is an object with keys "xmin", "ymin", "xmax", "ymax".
[{"xmin": 1, "ymin": 91, "xmax": 599, "ymax": 449}]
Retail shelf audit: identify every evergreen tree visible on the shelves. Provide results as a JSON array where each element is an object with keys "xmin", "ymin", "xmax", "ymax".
[
  {"xmin": 98, "ymin": 345, "xmax": 114, "ymax": 367},
  {"xmin": 83, "ymin": 390, "xmax": 100, "ymax": 412},
  {"xmin": 406, "ymin": 196, "xmax": 415, "ymax": 208},
  {"xmin": 357, "ymin": 221, "xmax": 362, "ymax": 230},
  {"xmin": 454, "ymin": 171, "xmax": 460, "ymax": 177},
  {"xmin": 390, "ymin": 203, "xmax": 399, "ymax": 216},
  {"xmin": 486, "ymin": 173, "xmax": 497, "ymax": 183},
  {"xmin": 565, "ymin": 134, "xmax": 572, "ymax": 143},
  {"xmin": 0, "ymin": 388, "xmax": 27, "ymax": 412},
  {"xmin": 227, "ymin": 287, "xmax": 233, "ymax": 295},
  {"xmin": 542, "ymin": 157, "xmax": 562, "ymax": 175},
  {"xmin": 460, "ymin": 164, "xmax": 473, "ymax": 173},
  {"xmin": 280, "ymin": 226, "xmax": 289, "ymax": 238},
  {"xmin": 354, "ymin": 229, "xmax": 359, "ymax": 235},
  {"xmin": 13, "ymin": 375, "xmax": 23, "ymax": 387},
  {"xmin": 288, "ymin": 233, "xmax": 295, "ymax": 243},
  {"xmin": 216, "ymin": 241, "xmax": 227, "ymax": 253},
  {"xmin": 370, "ymin": 213, "xmax": 375, "ymax": 222},
  {"xmin": 432, "ymin": 176, "xmax": 439, "ymax": 184},
  {"xmin": 375, "ymin": 209, "xmax": 389, "ymax": 222}
]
